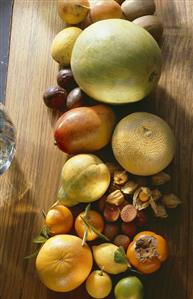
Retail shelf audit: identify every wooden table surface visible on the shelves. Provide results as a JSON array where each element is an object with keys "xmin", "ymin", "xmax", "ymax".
[{"xmin": 0, "ymin": 1, "xmax": 193, "ymax": 299}]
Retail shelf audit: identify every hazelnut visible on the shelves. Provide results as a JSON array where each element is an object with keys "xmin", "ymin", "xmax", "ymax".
[
  {"xmin": 114, "ymin": 234, "xmax": 130, "ymax": 250},
  {"xmin": 103, "ymin": 204, "xmax": 120, "ymax": 222},
  {"xmin": 103, "ymin": 223, "xmax": 120, "ymax": 241},
  {"xmin": 121, "ymin": 222, "xmax": 137, "ymax": 238}
]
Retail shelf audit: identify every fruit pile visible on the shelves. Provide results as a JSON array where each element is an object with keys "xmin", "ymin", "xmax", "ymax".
[{"xmin": 31, "ymin": 1, "xmax": 182, "ymax": 298}]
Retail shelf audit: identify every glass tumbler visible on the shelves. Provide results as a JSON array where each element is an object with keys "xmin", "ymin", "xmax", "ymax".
[{"xmin": 0, "ymin": 103, "xmax": 16, "ymax": 175}]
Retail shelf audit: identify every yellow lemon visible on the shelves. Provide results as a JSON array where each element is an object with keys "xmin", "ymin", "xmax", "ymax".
[
  {"xmin": 51, "ymin": 27, "xmax": 82, "ymax": 65},
  {"xmin": 92, "ymin": 243, "xmax": 128, "ymax": 275}
]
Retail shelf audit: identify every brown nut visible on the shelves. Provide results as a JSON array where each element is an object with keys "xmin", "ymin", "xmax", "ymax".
[
  {"xmin": 121, "ymin": 181, "xmax": 138, "ymax": 195},
  {"xmin": 114, "ymin": 234, "xmax": 130, "ymax": 250},
  {"xmin": 106, "ymin": 190, "xmax": 125, "ymax": 206},
  {"xmin": 43, "ymin": 86, "xmax": 67, "ymax": 111},
  {"xmin": 121, "ymin": 221, "xmax": 137, "ymax": 237},
  {"xmin": 151, "ymin": 171, "xmax": 171, "ymax": 186},
  {"xmin": 121, "ymin": 0, "xmax": 155, "ymax": 21},
  {"xmin": 120, "ymin": 204, "xmax": 137, "ymax": 223},
  {"xmin": 162, "ymin": 193, "xmax": 182, "ymax": 208},
  {"xmin": 57, "ymin": 69, "xmax": 76, "ymax": 91},
  {"xmin": 103, "ymin": 223, "xmax": 120, "ymax": 241},
  {"xmin": 133, "ymin": 15, "xmax": 163, "ymax": 42},
  {"xmin": 66, "ymin": 87, "xmax": 84, "ymax": 110},
  {"xmin": 103, "ymin": 204, "xmax": 120, "ymax": 222},
  {"xmin": 114, "ymin": 170, "xmax": 129, "ymax": 185},
  {"xmin": 97, "ymin": 195, "xmax": 107, "ymax": 212},
  {"xmin": 135, "ymin": 210, "xmax": 148, "ymax": 227}
]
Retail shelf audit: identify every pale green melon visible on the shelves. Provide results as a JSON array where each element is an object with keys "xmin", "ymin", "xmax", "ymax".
[{"xmin": 71, "ymin": 19, "xmax": 162, "ymax": 104}]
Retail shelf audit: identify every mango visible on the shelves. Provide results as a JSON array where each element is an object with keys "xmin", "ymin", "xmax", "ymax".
[{"xmin": 54, "ymin": 104, "xmax": 116, "ymax": 154}]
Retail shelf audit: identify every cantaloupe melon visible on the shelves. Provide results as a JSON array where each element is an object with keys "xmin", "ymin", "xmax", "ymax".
[{"xmin": 112, "ymin": 112, "xmax": 175, "ymax": 175}]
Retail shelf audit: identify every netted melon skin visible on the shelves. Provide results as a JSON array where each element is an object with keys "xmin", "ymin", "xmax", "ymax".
[{"xmin": 112, "ymin": 112, "xmax": 175, "ymax": 175}]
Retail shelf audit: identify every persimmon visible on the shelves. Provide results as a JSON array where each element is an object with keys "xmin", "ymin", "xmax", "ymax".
[
  {"xmin": 127, "ymin": 231, "xmax": 168, "ymax": 274},
  {"xmin": 75, "ymin": 210, "xmax": 104, "ymax": 241},
  {"xmin": 45, "ymin": 205, "xmax": 73, "ymax": 235}
]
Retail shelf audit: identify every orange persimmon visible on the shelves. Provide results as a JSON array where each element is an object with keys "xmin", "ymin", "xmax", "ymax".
[
  {"xmin": 127, "ymin": 231, "xmax": 168, "ymax": 274},
  {"xmin": 75, "ymin": 210, "xmax": 104, "ymax": 241}
]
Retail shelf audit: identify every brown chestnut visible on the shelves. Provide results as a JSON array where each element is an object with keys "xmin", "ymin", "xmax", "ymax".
[
  {"xmin": 43, "ymin": 86, "xmax": 67, "ymax": 111},
  {"xmin": 103, "ymin": 223, "xmax": 120, "ymax": 241},
  {"xmin": 114, "ymin": 234, "xmax": 130, "ymax": 250}
]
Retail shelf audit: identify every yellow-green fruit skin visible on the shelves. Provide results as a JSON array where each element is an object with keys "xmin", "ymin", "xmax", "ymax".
[
  {"xmin": 58, "ymin": 154, "xmax": 111, "ymax": 206},
  {"xmin": 86, "ymin": 270, "xmax": 112, "ymax": 298},
  {"xmin": 71, "ymin": 19, "xmax": 162, "ymax": 104},
  {"xmin": 51, "ymin": 27, "xmax": 82, "ymax": 65},
  {"xmin": 92, "ymin": 243, "xmax": 128, "ymax": 274},
  {"xmin": 112, "ymin": 112, "xmax": 175, "ymax": 176}
]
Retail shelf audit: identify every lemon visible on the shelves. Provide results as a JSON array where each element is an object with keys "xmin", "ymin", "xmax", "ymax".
[
  {"xmin": 51, "ymin": 27, "xmax": 82, "ymax": 65},
  {"xmin": 86, "ymin": 270, "xmax": 112, "ymax": 298},
  {"xmin": 92, "ymin": 243, "xmax": 128, "ymax": 274}
]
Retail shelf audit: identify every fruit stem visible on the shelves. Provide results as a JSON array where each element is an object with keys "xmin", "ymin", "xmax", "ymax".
[
  {"xmin": 99, "ymin": 267, "xmax": 104, "ymax": 276},
  {"xmin": 82, "ymin": 226, "xmax": 88, "ymax": 247}
]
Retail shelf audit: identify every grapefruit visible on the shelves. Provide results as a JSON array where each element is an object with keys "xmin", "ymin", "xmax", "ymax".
[
  {"xmin": 71, "ymin": 19, "xmax": 162, "ymax": 104},
  {"xmin": 112, "ymin": 112, "xmax": 175, "ymax": 175},
  {"xmin": 36, "ymin": 235, "xmax": 93, "ymax": 292}
]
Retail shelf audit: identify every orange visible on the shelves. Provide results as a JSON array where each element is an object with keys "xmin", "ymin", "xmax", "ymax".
[
  {"xmin": 36, "ymin": 234, "xmax": 93, "ymax": 292},
  {"xmin": 75, "ymin": 210, "xmax": 104, "ymax": 241},
  {"xmin": 45, "ymin": 205, "xmax": 73, "ymax": 235}
]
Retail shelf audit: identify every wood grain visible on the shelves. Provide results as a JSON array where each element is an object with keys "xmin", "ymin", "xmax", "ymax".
[{"xmin": 0, "ymin": 1, "xmax": 193, "ymax": 299}]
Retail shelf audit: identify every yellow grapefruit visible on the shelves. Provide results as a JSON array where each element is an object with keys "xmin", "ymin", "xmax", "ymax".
[{"xmin": 36, "ymin": 235, "xmax": 93, "ymax": 292}]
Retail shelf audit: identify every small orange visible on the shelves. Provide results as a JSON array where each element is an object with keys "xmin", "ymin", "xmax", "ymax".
[
  {"xmin": 75, "ymin": 210, "xmax": 104, "ymax": 241},
  {"xmin": 46, "ymin": 205, "xmax": 73, "ymax": 235}
]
